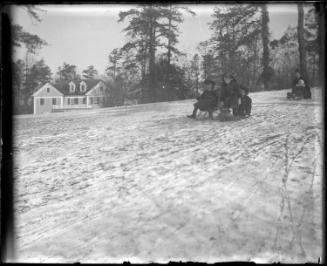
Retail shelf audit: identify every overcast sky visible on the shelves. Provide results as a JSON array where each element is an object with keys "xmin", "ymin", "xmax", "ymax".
[{"xmin": 12, "ymin": 4, "xmax": 313, "ymax": 76}]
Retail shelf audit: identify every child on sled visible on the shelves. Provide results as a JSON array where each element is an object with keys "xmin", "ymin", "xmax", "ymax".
[
  {"xmin": 234, "ymin": 85, "xmax": 252, "ymax": 117},
  {"xmin": 287, "ymin": 69, "xmax": 311, "ymax": 100},
  {"xmin": 218, "ymin": 74, "xmax": 252, "ymax": 119},
  {"xmin": 187, "ymin": 79, "xmax": 218, "ymax": 120}
]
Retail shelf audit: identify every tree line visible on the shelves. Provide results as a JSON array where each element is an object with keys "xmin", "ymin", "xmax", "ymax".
[
  {"xmin": 105, "ymin": 3, "xmax": 324, "ymax": 104},
  {"xmin": 12, "ymin": 3, "xmax": 324, "ymax": 114},
  {"xmin": 193, "ymin": 3, "xmax": 323, "ymax": 91}
]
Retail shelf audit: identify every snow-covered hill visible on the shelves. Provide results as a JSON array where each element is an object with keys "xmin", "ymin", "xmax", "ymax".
[{"xmin": 13, "ymin": 88, "xmax": 323, "ymax": 263}]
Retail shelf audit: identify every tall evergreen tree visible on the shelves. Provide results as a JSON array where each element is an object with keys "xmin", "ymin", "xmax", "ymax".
[
  {"xmin": 12, "ymin": 25, "xmax": 48, "ymax": 51},
  {"xmin": 21, "ymin": 59, "xmax": 52, "ymax": 112},
  {"xmin": 314, "ymin": 3, "xmax": 325, "ymax": 86},
  {"xmin": 297, "ymin": 3, "xmax": 309, "ymax": 85},
  {"xmin": 159, "ymin": 5, "xmax": 195, "ymax": 90},
  {"xmin": 12, "ymin": 59, "xmax": 25, "ymax": 109},
  {"xmin": 260, "ymin": 4, "xmax": 272, "ymax": 90},
  {"xmin": 82, "ymin": 65, "xmax": 98, "ymax": 79},
  {"xmin": 190, "ymin": 54, "xmax": 200, "ymax": 95},
  {"xmin": 11, "ymin": 6, "xmax": 48, "ymax": 111},
  {"xmin": 25, "ymin": 59, "xmax": 52, "ymax": 96},
  {"xmin": 55, "ymin": 63, "xmax": 80, "ymax": 82},
  {"xmin": 118, "ymin": 5, "xmax": 159, "ymax": 102},
  {"xmin": 118, "ymin": 4, "xmax": 194, "ymax": 103},
  {"xmin": 208, "ymin": 4, "xmax": 261, "ymax": 82},
  {"xmin": 106, "ymin": 48, "xmax": 123, "ymax": 80}
]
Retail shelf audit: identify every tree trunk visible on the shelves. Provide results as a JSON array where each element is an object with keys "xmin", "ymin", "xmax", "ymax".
[
  {"xmin": 23, "ymin": 51, "xmax": 30, "ymax": 108},
  {"xmin": 113, "ymin": 61, "xmax": 116, "ymax": 80},
  {"xmin": 142, "ymin": 7, "xmax": 156, "ymax": 103},
  {"xmin": 253, "ymin": 38, "xmax": 258, "ymax": 88},
  {"xmin": 148, "ymin": 7, "xmax": 156, "ymax": 102},
  {"xmin": 196, "ymin": 72, "xmax": 199, "ymax": 95},
  {"xmin": 142, "ymin": 38, "xmax": 147, "ymax": 79},
  {"xmin": 140, "ymin": 37, "xmax": 147, "ymax": 101},
  {"xmin": 297, "ymin": 3, "xmax": 309, "ymax": 85},
  {"xmin": 317, "ymin": 3, "xmax": 325, "ymax": 87},
  {"xmin": 166, "ymin": 4, "xmax": 172, "ymax": 101},
  {"xmin": 229, "ymin": 24, "xmax": 235, "ymax": 72},
  {"xmin": 261, "ymin": 4, "xmax": 270, "ymax": 90},
  {"xmin": 312, "ymin": 53, "xmax": 316, "ymax": 85}
]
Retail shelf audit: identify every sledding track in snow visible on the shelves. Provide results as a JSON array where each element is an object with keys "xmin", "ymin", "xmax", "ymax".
[{"xmin": 13, "ymin": 88, "xmax": 323, "ymax": 263}]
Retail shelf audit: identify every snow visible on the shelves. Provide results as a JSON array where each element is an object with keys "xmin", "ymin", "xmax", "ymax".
[{"xmin": 12, "ymin": 88, "xmax": 323, "ymax": 263}]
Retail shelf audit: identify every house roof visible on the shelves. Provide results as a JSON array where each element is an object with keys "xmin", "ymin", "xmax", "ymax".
[
  {"xmin": 51, "ymin": 79, "xmax": 105, "ymax": 96},
  {"xmin": 33, "ymin": 82, "xmax": 63, "ymax": 96},
  {"xmin": 33, "ymin": 83, "xmax": 44, "ymax": 93}
]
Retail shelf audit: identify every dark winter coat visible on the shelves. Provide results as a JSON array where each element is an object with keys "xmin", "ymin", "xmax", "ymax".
[
  {"xmin": 220, "ymin": 79, "xmax": 241, "ymax": 109},
  {"xmin": 292, "ymin": 77, "xmax": 311, "ymax": 99},
  {"xmin": 196, "ymin": 90, "xmax": 218, "ymax": 111},
  {"xmin": 236, "ymin": 95, "xmax": 252, "ymax": 116}
]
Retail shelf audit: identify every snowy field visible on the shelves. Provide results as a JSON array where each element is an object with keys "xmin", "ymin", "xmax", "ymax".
[{"xmin": 13, "ymin": 88, "xmax": 323, "ymax": 263}]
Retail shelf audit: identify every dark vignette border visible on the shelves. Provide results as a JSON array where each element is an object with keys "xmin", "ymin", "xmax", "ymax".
[
  {"xmin": 0, "ymin": 0, "xmax": 325, "ymax": 264},
  {"xmin": 1, "ymin": 4, "xmax": 15, "ymax": 263}
]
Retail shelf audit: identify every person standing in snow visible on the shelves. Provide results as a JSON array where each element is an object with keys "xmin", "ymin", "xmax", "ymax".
[{"xmin": 187, "ymin": 79, "xmax": 218, "ymax": 119}]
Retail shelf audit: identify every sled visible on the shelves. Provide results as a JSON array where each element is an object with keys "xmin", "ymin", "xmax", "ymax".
[
  {"xmin": 196, "ymin": 107, "xmax": 219, "ymax": 120},
  {"xmin": 287, "ymin": 95, "xmax": 303, "ymax": 101},
  {"xmin": 287, "ymin": 89, "xmax": 304, "ymax": 100},
  {"xmin": 216, "ymin": 108, "xmax": 232, "ymax": 121},
  {"xmin": 194, "ymin": 107, "xmax": 250, "ymax": 121},
  {"xmin": 217, "ymin": 108, "xmax": 250, "ymax": 121}
]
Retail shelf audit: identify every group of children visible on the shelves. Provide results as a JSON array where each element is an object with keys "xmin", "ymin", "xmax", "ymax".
[
  {"xmin": 188, "ymin": 69, "xmax": 312, "ymax": 120},
  {"xmin": 187, "ymin": 73, "xmax": 252, "ymax": 120}
]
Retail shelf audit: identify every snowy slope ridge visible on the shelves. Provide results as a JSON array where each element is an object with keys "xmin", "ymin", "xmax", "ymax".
[{"xmin": 13, "ymin": 88, "xmax": 323, "ymax": 263}]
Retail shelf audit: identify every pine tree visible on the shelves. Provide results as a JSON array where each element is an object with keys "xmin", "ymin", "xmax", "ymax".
[
  {"xmin": 317, "ymin": 3, "xmax": 325, "ymax": 87},
  {"xmin": 297, "ymin": 3, "xmax": 309, "ymax": 85},
  {"xmin": 118, "ymin": 4, "xmax": 194, "ymax": 103},
  {"xmin": 23, "ymin": 59, "xmax": 52, "ymax": 112},
  {"xmin": 118, "ymin": 5, "xmax": 160, "ymax": 102},
  {"xmin": 190, "ymin": 54, "xmax": 200, "ymax": 95},
  {"xmin": 260, "ymin": 4, "xmax": 272, "ymax": 90},
  {"xmin": 106, "ymin": 48, "xmax": 123, "ymax": 80},
  {"xmin": 82, "ymin": 65, "xmax": 98, "ymax": 80},
  {"xmin": 159, "ymin": 5, "xmax": 195, "ymax": 91},
  {"xmin": 13, "ymin": 60, "xmax": 25, "ymax": 110},
  {"xmin": 208, "ymin": 4, "xmax": 261, "ymax": 83},
  {"xmin": 55, "ymin": 63, "xmax": 80, "ymax": 82}
]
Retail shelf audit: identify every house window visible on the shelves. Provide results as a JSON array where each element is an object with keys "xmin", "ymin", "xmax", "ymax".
[
  {"xmin": 83, "ymin": 98, "xmax": 86, "ymax": 104},
  {"xmin": 80, "ymin": 82, "xmax": 87, "ymax": 92},
  {"xmin": 68, "ymin": 98, "xmax": 71, "ymax": 105},
  {"xmin": 90, "ymin": 98, "xmax": 93, "ymax": 104},
  {"xmin": 100, "ymin": 86, "xmax": 103, "ymax": 92},
  {"xmin": 47, "ymin": 87, "xmax": 50, "ymax": 93},
  {"xmin": 40, "ymin": 98, "xmax": 44, "ymax": 105},
  {"xmin": 69, "ymin": 82, "xmax": 76, "ymax": 93},
  {"xmin": 52, "ymin": 98, "xmax": 56, "ymax": 105},
  {"xmin": 74, "ymin": 98, "xmax": 78, "ymax": 104}
]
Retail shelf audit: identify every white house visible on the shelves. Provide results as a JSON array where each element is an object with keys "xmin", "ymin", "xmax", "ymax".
[{"xmin": 32, "ymin": 79, "xmax": 109, "ymax": 114}]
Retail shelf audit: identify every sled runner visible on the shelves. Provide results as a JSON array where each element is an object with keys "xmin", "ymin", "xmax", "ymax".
[
  {"xmin": 194, "ymin": 108, "xmax": 250, "ymax": 121},
  {"xmin": 217, "ymin": 108, "xmax": 250, "ymax": 121},
  {"xmin": 287, "ymin": 92, "xmax": 303, "ymax": 100}
]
